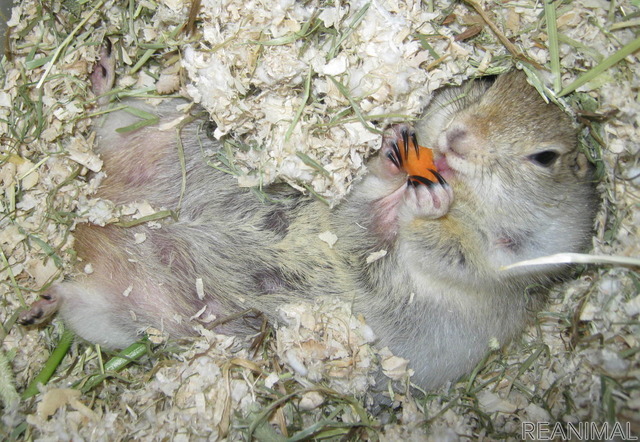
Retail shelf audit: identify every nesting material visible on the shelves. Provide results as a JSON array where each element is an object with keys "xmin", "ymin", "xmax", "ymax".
[
  {"xmin": 276, "ymin": 298, "xmax": 378, "ymax": 395},
  {"xmin": 1, "ymin": 0, "xmax": 638, "ymax": 439},
  {"xmin": 181, "ymin": 0, "xmax": 454, "ymax": 203}
]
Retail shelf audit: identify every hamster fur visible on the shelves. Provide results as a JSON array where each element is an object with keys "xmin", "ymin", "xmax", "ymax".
[{"xmin": 20, "ymin": 69, "xmax": 599, "ymax": 390}]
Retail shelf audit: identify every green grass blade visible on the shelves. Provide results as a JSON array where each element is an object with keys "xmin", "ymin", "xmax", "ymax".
[
  {"xmin": 115, "ymin": 106, "xmax": 160, "ymax": 133},
  {"xmin": 559, "ymin": 36, "xmax": 640, "ymax": 97},
  {"xmin": 0, "ymin": 248, "xmax": 25, "ymax": 307},
  {"xmin": 557, "ymin": 33, "xmax": 604, "ymax": 63},
  {"xmin": 252, "ymin": 12, "xmax": 321, "ymax": 46},
  {"xmin": 114, "ymin": 209, "xmax": 176, "ymax": 227},
  {"xmin": 22, "ymin": 328, "xmax": 75, "ymax": 399},
  {"xmin": 301, "ymin": 182, "xmax": 329, "ymax": 206},
  {"xmin": 328, "ymin": 76, "xmax": 379, "ymax": 134},
  {"xmin": 296, "ymin": 151, "xmax": 331, "ymax": 177},
  {"xmin": 36, "ymin": 0, "xmax": 106, "ymax": 88},
  {"xmin": 327, "ymin": 3, "xmax": 370, "ymax": 60},
  {"xmin": 543, "ymin": 0, "xmax": 561, "ymax": 93},
  {"xmin": 81, "ymin": 339, "xmax": 151, "ymax": 393},
  {"xmin": 285, "ymin": 69, "xmax": 313, "ymax": 142},
  {"xmin": 131, "ymin": 48, "xmax": 156, "ymax": 74},
  {"xmin": 27, "ymin": 234, "xmax": 63, "ymax": 268}
]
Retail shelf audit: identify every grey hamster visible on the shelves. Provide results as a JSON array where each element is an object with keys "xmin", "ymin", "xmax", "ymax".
[{"xmin": 20, "ymin": 67, "xmax": 598, "ymax": 390}]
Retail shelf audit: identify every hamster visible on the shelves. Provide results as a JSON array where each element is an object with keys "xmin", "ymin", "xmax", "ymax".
[{"xmin": 19, "ymin": 53, "xmax": 599, "ymax": 390}]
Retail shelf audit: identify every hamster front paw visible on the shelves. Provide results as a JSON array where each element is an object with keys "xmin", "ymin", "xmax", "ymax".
[
  {"xmin": 401, "ymin": 176, "xmax": 453, "ymax": 219},
  {"xmin": 380, "ymin": 123, "xmax": 440, "ymax": 185},
  {"xmin": 380, "ymin": 123, "xmax": 416, "ymax": 178},
  {"xmin": 371, "ymin": 123, "xmax": 452, "ymax": 238},
  {"xmin": 371, "ymin": 167, "xmax": 452, "ymax": 241},
  {"xmin": 380, "ymin": 123, "xmax": 452, "ymax": 219}
]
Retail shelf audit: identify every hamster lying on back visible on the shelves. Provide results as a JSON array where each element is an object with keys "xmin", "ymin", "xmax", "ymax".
[{"xmin": 20, "ymin": 61, "xmax": 598, "ymax": 389}]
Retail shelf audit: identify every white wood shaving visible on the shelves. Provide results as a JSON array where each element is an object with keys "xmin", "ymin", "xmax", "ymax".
[
  {"xmin": 365, "ymin": 249, "xmax": 387, "ymax": 263},
  {"xmin": 263, "ymin": 372, "xmax": 279, "ymax": 389},
  {"xmin": 318, "ymin": 230, "xmax": 338, "ymax": 248},
  {"xmin": 189, "ymin": 305, "xmax": 208, "ymax": 320},
  {"xmin": 195, "ymin": 277, "xmax": 205, "ymax": 300},
  {"xmin": 133, "ymin": 233, "xmax": 147, "ymax": 244},
  {"xmin": 477, "ymin": 391, "xmax": 518, "ymax": 414}
]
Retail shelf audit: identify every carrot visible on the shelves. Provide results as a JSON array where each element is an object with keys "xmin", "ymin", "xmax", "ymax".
[{"xmin": 395, "ymin": 131, "xmax": 439, "ymax": 185}]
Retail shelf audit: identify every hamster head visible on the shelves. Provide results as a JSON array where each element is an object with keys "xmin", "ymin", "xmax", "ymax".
[
  {"xmin": 417, "ymin": 72, "xmax": 594, "ymax": 198},
  {"xmin": 417, "ymin": 71, "xmax": 596, "ymax": 206},
  {"xmin": 414, "ymin": 71, "xmax": 598, "ymax": 271}
]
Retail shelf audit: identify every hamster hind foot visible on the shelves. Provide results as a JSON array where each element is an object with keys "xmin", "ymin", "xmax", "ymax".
[
  {"xmin": 90, "ymin": 40, "xmax": 116, "ymax": 101},
  {"xmin": 17, "ymin": 290, "xmax": 60, "ymax": 326}
]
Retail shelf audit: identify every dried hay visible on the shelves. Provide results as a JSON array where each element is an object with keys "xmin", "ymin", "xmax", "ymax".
[{"xmin": 1, "ymin": 0, "xmax": 638, "ymax": 439}]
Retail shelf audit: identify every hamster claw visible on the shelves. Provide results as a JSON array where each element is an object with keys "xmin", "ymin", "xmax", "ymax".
[
  {"xmin": 407, "ymin": 169, "xmax": 447, "ymax": 187},
  {"xmin": 401, "ymin": 127, "xmax": 420, "ymax": 159},
  {"xmin": 381, "ymin": 124, "xmax": 414, "ymax": 175},
  {"xmin": 381, "ymin": 123, "xmax": 439, "ymax": 184},
  {"xmin": 401, "ymin": 126, "xmax": 410, "ymax": 158},
  {"xmin": 386, "ymin": 141, "xmax": 402, "ymax": 170},
  {"xmin": 407, "ymin": 175, "xmax": 433, "ymax": 186},
  {"xmin": 430, "ymin": 169, "xmax": 447, "ymax": 186}
]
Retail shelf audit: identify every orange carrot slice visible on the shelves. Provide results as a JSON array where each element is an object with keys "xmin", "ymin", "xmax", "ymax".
[{"xmin": 393, "ymin": 130, "xmax": 440, "ymax": 185}]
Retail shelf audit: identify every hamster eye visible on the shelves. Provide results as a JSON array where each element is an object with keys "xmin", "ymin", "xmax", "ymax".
[{"xmin": 528, "ymin": 150, "xmax": 559, "ymax": 167}]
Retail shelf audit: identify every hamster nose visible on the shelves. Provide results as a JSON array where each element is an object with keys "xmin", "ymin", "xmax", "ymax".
[{"xmin": 437, "ymin": 122, "xmax": 476, "ymax": 157}]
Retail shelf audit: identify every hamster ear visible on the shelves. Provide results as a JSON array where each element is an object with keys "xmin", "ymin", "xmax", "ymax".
[{"xmin": 571, "ymin": 151, "xmax": 596, "ymax": 179}]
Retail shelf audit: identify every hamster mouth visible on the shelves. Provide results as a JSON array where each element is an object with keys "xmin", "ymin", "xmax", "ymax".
[{"xmin": 434, "ymin": 155, "xmax": 455, "ymax": 180}]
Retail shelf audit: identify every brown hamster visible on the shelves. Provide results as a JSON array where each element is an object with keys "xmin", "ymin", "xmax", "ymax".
[{"xmin": 20, "ymin": 60, "xmax": 599, "ymax": 390}]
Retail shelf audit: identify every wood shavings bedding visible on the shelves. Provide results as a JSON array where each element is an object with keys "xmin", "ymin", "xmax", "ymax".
[
  {"xmin": 181, "ymin": 0, "xmax": 479, "ymax": 202},
  {"xmin": 1, "ymin": 0, "xmax": 639, "ymax": 439}
]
